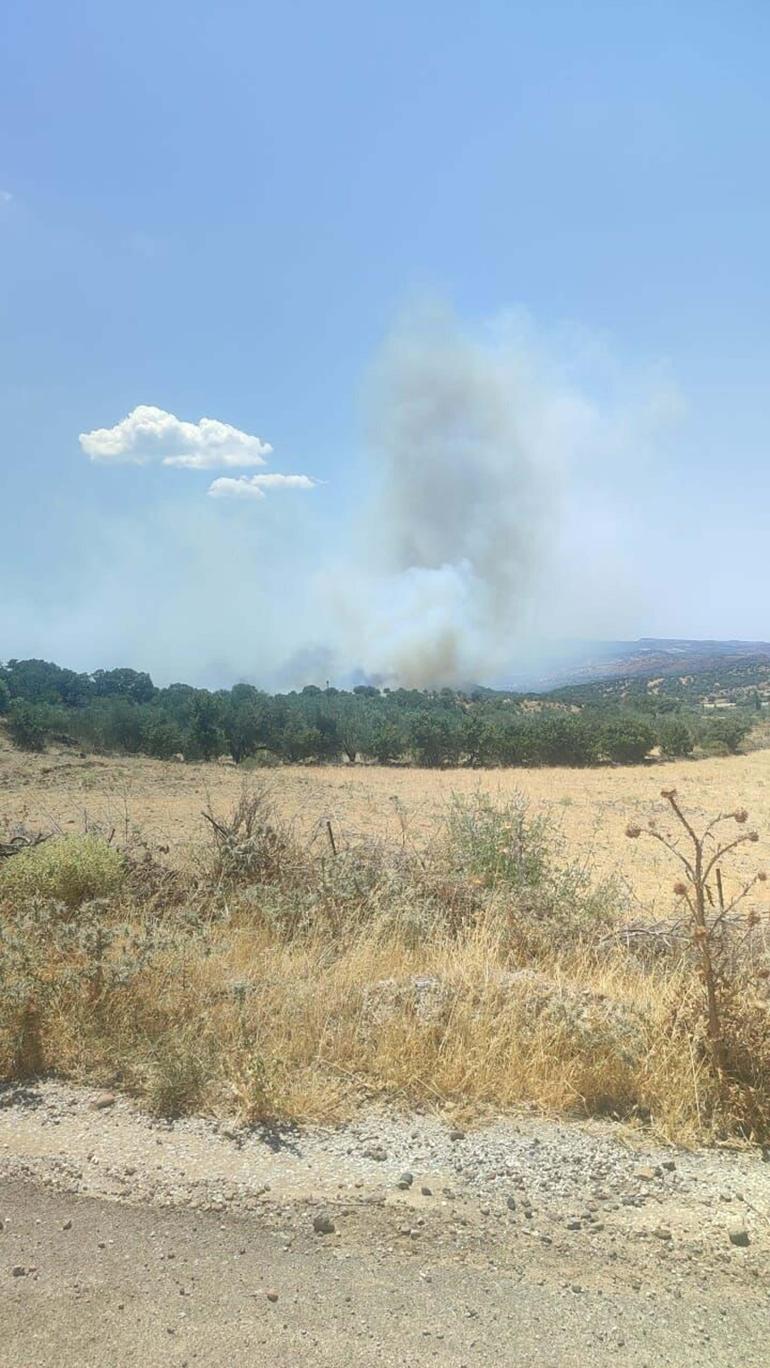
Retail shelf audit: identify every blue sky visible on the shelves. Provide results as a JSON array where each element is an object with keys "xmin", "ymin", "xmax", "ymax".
[{"xmin": 2, "ymin": 1, "xmax": 770, "ymax": 686}]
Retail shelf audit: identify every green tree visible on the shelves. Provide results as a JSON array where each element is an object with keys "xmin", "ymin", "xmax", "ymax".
[
  {"xmin": 187, "ymin": 695, "xmax": 225, "ymax": 761},
  {"xmin": 409, "ymin": 715, "xmax": 461, "ymax": 767},
  {"xmin": 601, "ymin": 718, "xmax": 655, "ymax": 764},
  {"xmin": 1, "ymin": 658, "xmax": 92, "ymax": 706},
  {"xmin": 702, "ymin": 714, "xmax": 753, "ymax": 755},
  {"xmin": 279, "ymin": 721, "xmax": 323, "ymax": 762},
  {"xmin": 361, "ymin": 718, "xmax": 404, "ymax": 765},
  {"xmin": 492, "ymin": 719, "xmax": 537, "ymax": 766},
  {"xmin": 94, "ymin": 700, "xmax": 147, "ymax": 753},
  {"xmin": 91, "ymin": 667, "xmax": 155, "ymax": 703},
  {"xmin": 534, "ymin": 714, "xmax": 599, "ymax": 766},
  {"xmin": 460, "ymin": 714, "xmax": 498, "ymax": 766},
  {"xmin": 221, "ymin": 687, "xmax": 267, "ymax": 763},
  {"xmin": 6, "ymin": 700, "xmax": 48, "ymax": 751},
  {"xmin": 142, "ymin": 713, "xmax": 185, "ymax": 760},
  {"xmin": 658, "ymin": 717, "xmax": 694, "ymax": 758}
]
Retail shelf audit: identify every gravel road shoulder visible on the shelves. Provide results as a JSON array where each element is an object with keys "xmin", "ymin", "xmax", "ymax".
[{"xmin": 1, "ymin": 1083, "xmax": 769, "ymax": 1366}]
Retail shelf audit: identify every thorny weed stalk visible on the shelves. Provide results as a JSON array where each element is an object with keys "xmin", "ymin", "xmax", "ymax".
[
  {"xmin": 201, "ymin": 784, "xmax": 298, "ymax": 887},
  {"xmin": 626, "ymin": 788, "xmax": 768, "ymax": 1092}
]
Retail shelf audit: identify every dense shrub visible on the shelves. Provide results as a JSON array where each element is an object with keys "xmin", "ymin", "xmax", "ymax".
[
  {"xmin": 5, "ymin": 700, "xmax": 48, "ymax": 752},
  {"xmin": 0, "ymin": 835, "xmax": 125, "ymax": 907},
  {"xmin": 658, "ymin": 717, "xmax": 694, "ymax": 758},
  {"xmin": 700, "ymin": 714, "xmax": 753, "ymax": 755},
  {"xmin": 601, "ymin": 718, "xmax": 655, "ymax": 764},
  {"xmin": 409, "ymin": 715, "xmax": 462, "ymax": 767}
]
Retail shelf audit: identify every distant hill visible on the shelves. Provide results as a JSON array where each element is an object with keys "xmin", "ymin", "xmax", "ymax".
[{"xmin": 507, "ymin": 639, "xmax": 770, "ymax": 693}]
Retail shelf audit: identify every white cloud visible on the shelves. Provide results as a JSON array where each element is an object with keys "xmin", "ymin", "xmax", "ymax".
[
  {"xmin": 208, "ymin": 473, "xmax": 317, "ymax": 499},
  {"xmin": 79, "ymin": 404, "xmax": 272, "ymax": 468},
  {"xmin": 208, "ymin": 477, "xmax": 266, "ymax": 501}
]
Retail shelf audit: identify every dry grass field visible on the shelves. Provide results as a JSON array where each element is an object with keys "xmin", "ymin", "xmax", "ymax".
[
  {"xmin": 2, "ymin": 736, "xmax": 770, "ymax": 1145},
  {"xmin": 3, "ymin": 737, "xmax": 770, "ymax": 916}
]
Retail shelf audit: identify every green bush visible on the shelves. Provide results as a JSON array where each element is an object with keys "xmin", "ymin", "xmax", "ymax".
[
  {"xmin": 701, "ymin": 714, "xmax": 753, "ymax": 755},
  {"xmin": 5, "ymin": 700, "xmax": 48, "ymax": 752},
  {"xmin": 601, "ymin": 718, "xmax": 655, "ymax": 764},
  {"xmin": 658, "ymin": 717, "xmax": 694, "ymax": 758},
  {"xmin": 444, "ymin": 793, "xmax": 619, "ymax": 950},
  {"xmin": 0, "ymin": 835, "xmax": 125, "ymax": 907}
]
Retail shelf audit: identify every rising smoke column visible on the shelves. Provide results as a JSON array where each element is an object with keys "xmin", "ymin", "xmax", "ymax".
[{"xmin": 340, "ymin": 306, "xmax": 552, "ymax": 687}]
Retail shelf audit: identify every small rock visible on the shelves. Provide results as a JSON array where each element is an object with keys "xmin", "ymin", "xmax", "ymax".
[
  {"xmin": 566, "ymin": 1219, "xmax": 582, "ymax": 1231},
  {"xmin": 661, "ymin": 1159, "xmax": 676, "ymax": 1172},
  {"xmin": 653, "ymin": 1228, "xmax": 672, "ymax": 1241},
  {"xmin": 397, "ymin": 1173, "xmax": 414, "ymax": 1189},
  {"xmin": 506, "ymin": 1196, "xmax": 517, "ymax": 1212},
  {"xmin": 728, "ymin": 1226, "xmax": 750, "ymax": 1248},
  {"xmin": 11, "ymin": 1266, "xmax": 26, "ymax": 1278},
  {"xmin": 312, "ymin": 1214, "xmax": 336, "ymax": 1236},
  {"xmin": 90, "ymin": 1092, "xmax": 117, "ymax": 1111},
  {"xmin": 62, "ymin": 1220, "xmax": 72, "ymax": 1231},
  {"xmin": 266, "ymin": 1290, "xmax": 279, "ymax": 1302},
  {"xmin": 420, "ymin": 1186, "xmax": 432, "ymax": 1197},
  {"xmin": 449, "ymin": 1129, "xmax": 466, "ymax": 1142},
  {"xmin": 364, "ymin": 1146, "xmax": 388, "ymax": 1163},
  {"xmin": 635, "ymin": 1166, "xmax": 659, "ymax": 1182}
]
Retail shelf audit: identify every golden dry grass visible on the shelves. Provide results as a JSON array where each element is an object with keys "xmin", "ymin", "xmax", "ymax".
[
  {"xmin": 2, "ymin": 740, "xmax": 770, "ymax": 1145},
  {"xmin": 3, "ymin": 883, "xmax": 709, "ymax": 1140},
  {"xmin": 3, "ymin": 737, "xmax": 770, "ymax": 917}
]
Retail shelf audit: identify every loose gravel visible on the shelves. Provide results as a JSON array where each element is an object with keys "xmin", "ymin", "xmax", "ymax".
[{"xmin": 1, "ymin": 1082, "xmax": 769, "ymax": 1365}]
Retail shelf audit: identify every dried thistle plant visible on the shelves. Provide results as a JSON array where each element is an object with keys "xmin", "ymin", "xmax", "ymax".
[{"xmin": 627, "ymin": 789, "xmax": 768, "ymax": 1087}]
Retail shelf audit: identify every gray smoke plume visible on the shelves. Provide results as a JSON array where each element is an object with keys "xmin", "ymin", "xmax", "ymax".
[{"xmin": 329, "ymin": 306, "xmax": 559, "ymax": 687}]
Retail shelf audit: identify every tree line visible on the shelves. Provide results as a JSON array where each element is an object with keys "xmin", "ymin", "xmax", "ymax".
[{"xmin": 0, "ymin": 658, "xmax": 755, "ymax": 768}]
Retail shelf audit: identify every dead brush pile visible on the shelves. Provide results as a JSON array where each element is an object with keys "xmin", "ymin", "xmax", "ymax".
[{"xmin": 0, "ymin": 784, "xmax": 769, "ymax": 1145}]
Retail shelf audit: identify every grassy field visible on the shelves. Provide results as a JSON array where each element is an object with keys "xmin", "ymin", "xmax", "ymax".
[
  {"xmin": 2, "ymin": 737, "xmax": 769, "ymax": 1145},
  {"xmin": 3, "ymin": 738, "xmax": 770, "ymax": 915}
]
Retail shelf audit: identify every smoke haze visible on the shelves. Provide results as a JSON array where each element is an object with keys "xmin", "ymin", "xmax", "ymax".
[
  {"xmin": 1, "ymin": 305, "xmax": 687, "ymax": 690},
  {"xmin": 322, "ymin": 305, "xmax": 667, "ymax": 688}
]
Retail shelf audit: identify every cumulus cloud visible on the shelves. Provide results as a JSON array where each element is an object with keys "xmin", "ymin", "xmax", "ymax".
[
  {"xmin": 208, "ymin": 473, "xmax": 317, "ymax": 499},
  {"xmin": 79, "ymin": 404, "xmax": 272, "ymax": 468}
]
